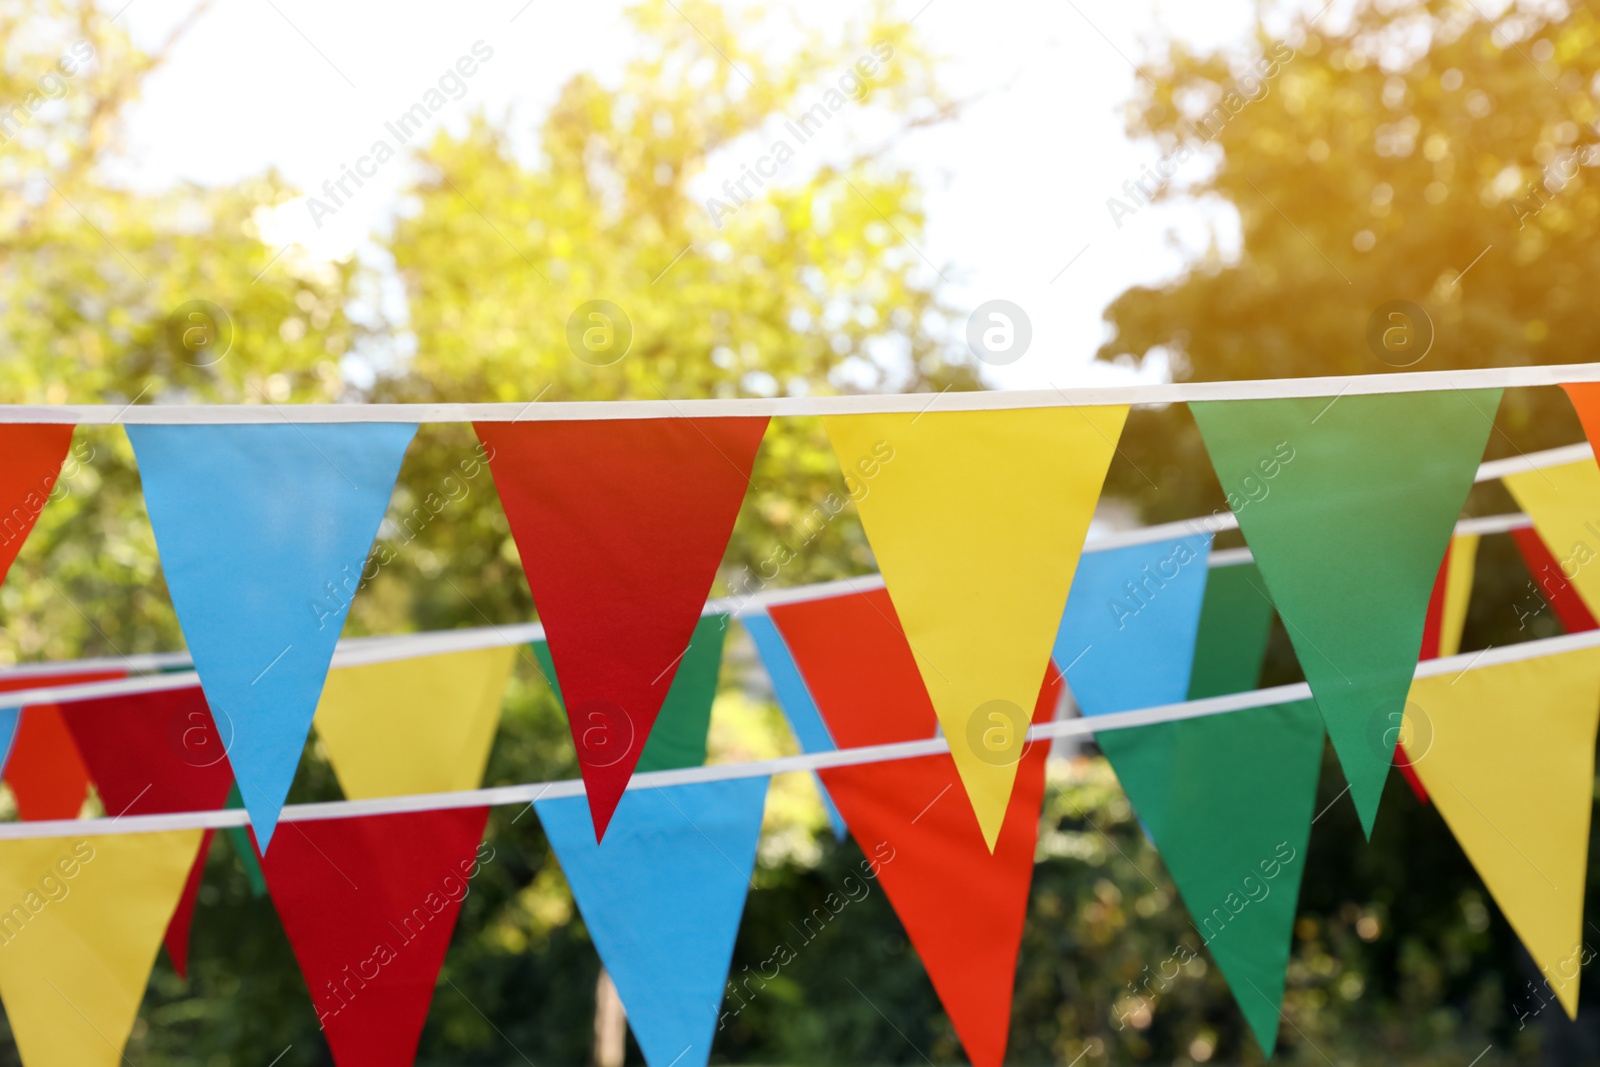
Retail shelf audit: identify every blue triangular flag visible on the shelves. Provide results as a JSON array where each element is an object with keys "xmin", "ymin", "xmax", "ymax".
[
  {"xmin": 0, "ymin": 707, "xmax": 19, "ymax": 774},
  {"xmin": 127, "ymin": 423, "xmax": 414, "ymax": 847},
  {"xmin": 742, "ymin": 614, "xmax": 847, "ymax": 840},
  {"xmin": 538, "ymin": 777, "xmax": 768, "ymax": 1067},
  {"xmin": 1053, "ymin": 534, "xmax": 1213, "ymax": 715}
]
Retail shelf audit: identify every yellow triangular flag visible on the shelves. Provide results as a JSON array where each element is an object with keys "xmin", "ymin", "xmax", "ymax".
[
  {"xmin": 0, "ymin": 830, "xmax": 203, "ymax": 1067},
  {"xmin": 1438, "ymin": 533, "xmax": 1479, "ymax": 658},
  {"xmin": 1404, "ymin": 648, "xmax": 1600, "ymax": 1017},
  {"xmin": 1503, "ymin": 459, "xmax": 1600, "ymax": 617},
  {"xmin": 314, "ymin": 646, "xmax": 516, "ymax": 799},
  {"xmin": 824, "ymin": 405, "xmax": 1128, "ymax": 849}
]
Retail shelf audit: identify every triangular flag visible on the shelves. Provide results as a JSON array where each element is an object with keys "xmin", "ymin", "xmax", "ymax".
[
  {"xmin": 1404, "ymin": 648, "xmax": 1600, "ymax": 1016},
  {"xmin": 532, "ymin": 613, "xmax": 730, "ymax": 774},
  {"xmin": 1097, "ymin": 701, "xmax": 1324, "ymax": 1053},
  {"xmin": 537, "ymin": 777, "xmax": 768, "ymax": 1067},
  {"xmin": 1052, "ymin": 533, "xmax": 1212, "ymax": 715},
  {"xmin": 224, "ymin": 783, "xmax": 268, "ymax": 898},
  {"xmin": 767, "ymin": 588, "xmax": 938, "ymax": 745},
  {"xmin": 0, "ymin": 830, "xmax": 204, "ymax": 1067},
  {"xmin": 770, "ymin": 586, "xmax": 1062, "ymax": 1067},
  {"xmin": 0, "ymin": 424, "xmax": 75, "ymax": 586},
  {"xmin": 6, "ymin": 705, "xmax": 94, "ymax": 820},
  {"xmin": 258, "ymin": 807, "xmax": 491, "ymax": 1066},
  {"xmin": 314, "ymin": 646, "xmax": 516, "ymax": 799},
  {"xmin": 822, "ymin": 406, "xmax": 1126, "ymax": 848},
  {"xmin": 127, "ymin": 423, "xmax": 416, "ymax": 847},
  {"xmin": 477, "ymin": 417, "xmax": 765, "ymax": 838},
  {"xmin": 1511, "ymin": 527, "xmax": 1598, "ymax": 632},
  {"xmin": 1503, "ymin": 459, "xmax": 1600, "ymax": 621},
  {"xmin": 1561, "ymin": 382, "xmax": 1600, "ymax": 465},
  {"xmin": 1187, "ymin": 562, "xmax": 1276, "ymax": 700},
  {"xmin": 60, "ymin": 687, "xmax": 236, "ymax": 977},
  {"xmin": 742, "ymin": 613, "xmax": 848, "ymax": 840},
  {"xmin": 1190, "ymin": 391, "xmax": 1499, "ymax": 835}
]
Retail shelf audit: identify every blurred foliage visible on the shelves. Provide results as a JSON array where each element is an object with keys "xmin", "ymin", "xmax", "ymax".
[{"xmin": 0, "ymin": 0, "xmax": 1597, "ymax": 1064}]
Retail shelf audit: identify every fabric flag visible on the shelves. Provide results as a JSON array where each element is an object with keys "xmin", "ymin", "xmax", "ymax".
[
  {"xmin": 537, "ymin": 777, "xmax": 769, "ymax": 1067},
  {"xmin": 0, "ymin": 830, "xmax": 203, "ymax": 1067},
  {"xmin": 0, "ymin": 668, "xmax": 121, "ymax": 820},
  {"xmin": 1511, "ymin": 527, "xmax": 1598, "ymax": 633},
  {"xmin": 531, "ymin": 612, "xmax": 730, "ymax": 775},
  {"xmin": 0, "ymin": 424, "xmax": 75, "ymax": 587},
  {"xmin": 1097, "ymin": 701, "xmax": 1323, "ymax": 1053},
  {"xmin": 127, "ymin": 423, "xmax": 415, "ymax": 848},
  {"xmin": 1187, "ymin": 561, "xmax": 1277, "ymax": 700},
  {"xmin": 1052, "ymin": 533, "xmax": 1212, "ymax": 715},
  {"xmin": 60, "ymin": 687, "xmax": 236, "ymax": 978},
  {"xmin": 822, "ymin": 406, "xmax": 1126, "ymax": 849},
  {"xmin": 1502, "ymin": 459, "xmax": 1600, "ymax": 622},
  {"xmin": 476, "ymin": 417, "xmax": 766, "ymax": 840},
  {"xmin": 258, "ymin": 806, "xmax": 490, "ymax": 1067},
  {"xmin": 1562, "ymin": 383, "xmax": 1600, "ymax": 467},
  {"xmin": 1404, "ymin": 648, "xmax": 1600, "ymax": 1017},
  {"xmin": 224, "ymin": 783, "xmax": 268, "ymax": 898},
  {"xmin": 742, "ymin": 612, "xmax": 848, "ymax": 840},
  {"xmin": 314, "ymin": 646, "xmax": 516, "ymax": 799},
  {"xmin": 1190, "ymin": 390, "xmax": 1500, "ymax": 836},
  {"xmin": 770, "ymin": 586, "xmax": 1062, "ymax": 1067}
]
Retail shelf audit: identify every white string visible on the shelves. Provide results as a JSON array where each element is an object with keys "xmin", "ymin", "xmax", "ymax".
[
  {"xmin": 3, "ymin": 626, "xmax": 1595, "ymax": 840},
  {"xmin": 3, "ymin": 364, "xmax": 1599, "ymax": 423}
]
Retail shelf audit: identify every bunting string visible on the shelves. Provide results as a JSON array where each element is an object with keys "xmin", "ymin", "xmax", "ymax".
[
  {"xmin": 4, "ymin": 365, "xmax": 1600, "ymax": 423},
  {"xmin": 0, "ymin": 625, "xmax": 1592, "ymax": 840}
]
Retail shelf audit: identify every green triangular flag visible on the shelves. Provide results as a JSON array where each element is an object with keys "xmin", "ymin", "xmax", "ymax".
[
  {"xmin": 1190, "ymin": 391, "xmax": 1499, "ymax": 835},
  {"xmin": 1187, "ymin": 561, "xmax": 1277, "ymax": 700},
  {"xmin": 1097, "ymin": 700, "xmax": 1324, "ymax": 1054},
  {"xmin": 224, "ymin": 783, "xmax": 268, "ymax": 898},
  {"xmin": 532, "ymin": 613, "xmax": 728, "ymax": 773}
]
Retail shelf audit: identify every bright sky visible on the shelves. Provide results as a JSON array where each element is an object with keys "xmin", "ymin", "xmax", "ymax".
[{"xmin": 114, "ymin": 0, "xmax": 1267, "ymax": 391}]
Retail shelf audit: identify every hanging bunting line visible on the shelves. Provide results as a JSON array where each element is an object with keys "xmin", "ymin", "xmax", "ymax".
[
  {"xmin": 5, "ymin": 366, "xmax": 1600, "ymax": 423},
  {"xmin": 0, "ymin": 506, "xmax": 1547, "ymax": 694},
  {"xmin": 1, "ymin": 626, "xmax": 1595, "ymax": 840}
]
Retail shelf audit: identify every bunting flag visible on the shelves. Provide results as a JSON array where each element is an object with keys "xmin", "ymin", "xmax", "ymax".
[
  {"xmin": 0, "ymin": 830, "xmax": 204, "ymax": 1067},
  {"xmin": 60, "ymin": 687, "xmax": 236, "ymax": 977},
  {"xmin": 770, "ymin": 586, "xmax": 1062, "ymax": 1067},
  {"xmin": 1511, "ymin": 527, "xmax": 1598, "ymax": 632},
  {"xmin": 1096, "ymin": 700, "xmax": 1324, "ymax": 1053},
  {"xmin": 1187, "ymin": 561, "xmax": 1276, "ymax": 700},
  {"xmin": 1502, "ymin": 459, "xmax": 1600, "ymax": 621},
  {"xmin": 6, "ymin": 705, "xmax": 94, "ymax": 821},
  {"xmin": 1051, "ymin": 533, "xmax": 1212, "ymax": 715},
  {"xmin": 743, "ymin": 613, "xmax": 848, "ymax": 839},
  {"xmin": 821, "ymin": 406, "xmax": 1126, "ymax": 848},
  {"xmin": 1404, "ymin": 648, "xmax": 1600, "ymax": 1017},
  {"xmin": 476, "ymin": 417, "xmax": 767, "ymax": 840},
  {"xmin": 1562, "ymin": 383, "xmax": 1600, "ymax": 465},
  {"xmin": 537, "ymin": 777, "xmax": 769, "ymax": 1067},
  {"xmin": 1191, "ymin": 390, "xmax": 1500, "ymax": 836},
  {"xmin": 224, "ymin": 784, "xmax": 268, "ymax": 898},
  {"xmin": 127, "ymin": 423, "xmax": 416, "ymax": 848},
  {"xmin": 531, "ymin": 612, "xmax": 730, "ymax": 775},
  {"xmin": 314, "ymin": 646, "xmax": 516, "ymax": 799},
  {"xmin": 0, "ymin": 424, "xmax": 75, "ymax": 587},
  {"xmin": 258, "ymin": 807, "xmax": 491, "ymax": 1067}
]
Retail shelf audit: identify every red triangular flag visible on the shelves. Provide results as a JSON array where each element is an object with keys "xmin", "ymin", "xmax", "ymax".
[
  {"xmin": 0, "ymin": 424, "xmax": 75, "ymax": 586},
  {"xmin": 770, "ymin": 590, "xmax": 1060, "ymax": 1067},
  {"xmin": 61, "ymin": 687, "xmax": 236, "ymax": 977},
  {"xmin": 1512, "ymin": 527, "xmax": 1599, "ymax": 633},
  {"xmin": 475, "ymin": 417, "xmax": 766, "ymax": 838},
  {"xmin": 0, "ymin": 669, "xmax": 121, "ymax": 821},
  {"xmin": 258, "ymin": 807, "xmax": 491, "ymax": 1066}
]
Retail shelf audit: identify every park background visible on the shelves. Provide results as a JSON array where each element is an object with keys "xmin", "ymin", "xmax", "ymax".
[{"xmin": 4, "ymin": 0, "xmax": 1600, "ymax": 1062}]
